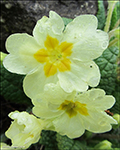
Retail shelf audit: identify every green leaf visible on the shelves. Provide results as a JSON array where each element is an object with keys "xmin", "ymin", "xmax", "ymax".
[
  {"xmin": 95, "ymin": 46, "xmax": 119, "ymax": 95},
  {"xmin": 110, "ymin": 2, "xmax": 120, "ymax": 30},
  {"xmin": 116, "ymin": 2, "xmax": 120, "ymax": 21},
  {"xmin": 0, "ymin": 64, "xmax": 31, "ymax": 105},
  {"xmin": 56, "ymin": 133, "xmax": 88, "ymax": 150},
  {"xmin": 56, "ymin": 134, "xmax": 74, "ymax": 150},
  {"xmin": 96, "ymin": 0, "xmax": 106, "ymax": 30},
  {"xmin": 94, "ymin": 140, "xmax": 112, "ymax": 150},
  {"xmin": 111, "ymin": 83, "xmax": 120, "ymax": 114},
  {"xmin": 62, "ymin": 17, "xmax": 73, "ymax": 27},
  {"xmin": 39, "ymin": 130, "xmax": 58, "ymax": 150}
]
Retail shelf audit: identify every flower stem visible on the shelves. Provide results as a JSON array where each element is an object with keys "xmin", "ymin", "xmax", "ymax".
[
  {"xmin": 113, "ymin": 19, "xmax": 120, "ymax": 29},
  {"xmin": 104, "ymin": 1, "xmax": 117, "ymax": 32},
  {"xmin": 108, "ymin": 38, "xmax": 118, "ymax": 48}
]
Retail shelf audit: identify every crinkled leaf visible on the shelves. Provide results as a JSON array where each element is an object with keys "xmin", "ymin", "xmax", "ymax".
[
  {"xmin": 56, "ymin": 133, "xmax": 88, "ymax": 150},
  {"xmin": 0, "ymin": 64, "xmax": 31, "ymax": 105},
  {"xmin": 95, "ymin": 46, "xmax": 119, "ymax": 95},
  {"xmin": 39, "ymin": 130, "xmax": 58, "ymax": 150},
  {"xmin": 111, "ymin": 83, "xmax": 120, "ymax": 114},
  {"xmin": 96, "ymin": 0, "xmax": 106, "ymax": 30}
]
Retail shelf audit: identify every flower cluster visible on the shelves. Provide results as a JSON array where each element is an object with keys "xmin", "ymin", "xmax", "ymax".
[{"xmin": 3, "ymin": 11, "xmax": 117, "ymax": 149}]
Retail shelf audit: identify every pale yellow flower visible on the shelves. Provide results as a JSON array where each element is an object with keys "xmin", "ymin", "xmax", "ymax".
[
  {"xmin": 5, "ymin": 111, "xmax": 44, "ymax": 149},
  {"xmin": 3, "ymin": 11, "xmax": 109, "ymax": 98},
  {"xmin": 32, "ymin": 85, "xmax": 117, "ymax": 138}
]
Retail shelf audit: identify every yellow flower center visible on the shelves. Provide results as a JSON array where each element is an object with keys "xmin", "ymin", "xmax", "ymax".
[
  {"xmin": 34, "ymin": 35, "xmax": 73, "ymax": 77},
  {"xmin": 58, "ymin": 100, "xmax": 89, "ymax": 118}
]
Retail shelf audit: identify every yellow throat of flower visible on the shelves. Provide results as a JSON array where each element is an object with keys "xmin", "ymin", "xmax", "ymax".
[
  {"xmin": 34, "ymin": 35, "xmax": 73, "ymax": 77},
  {"xmin": 58, "ymin": 100, "xmax": 89, "ymax": 118}
]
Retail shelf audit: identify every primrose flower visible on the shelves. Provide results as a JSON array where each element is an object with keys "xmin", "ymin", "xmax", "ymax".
[
  {"xmin": 3, "ymin": 11, "xmax": 109, "ymax": 97},
  {"xmin": 32, "ymin": 85, "xmax": 117, "ymax": 138},
  {"xmin": 5, "ymin": 111, "xmax": 44, "ymax": 149}
]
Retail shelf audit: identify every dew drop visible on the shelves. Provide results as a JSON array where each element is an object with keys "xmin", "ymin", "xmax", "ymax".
[
  {"xmin": 79, "ymin": 33, "xmax": 82, "ymax": 37},
  {"xmin": 89, "ymin": 43, "xmax": 92, "ymax": 46},
  {"xmin": 102, "ymin": 41, "xmax": 108, "ymax": 49},
  {"xmin": 47, "ymin": 27, "xmax": 50, "ymax": 30},
  {"xmin": 99, "ymin": 120, "xmax": 106, "ymax": 126},
  {"xmin": 39, "ymin": 26, "xmax": 44, "ymax": 33}
]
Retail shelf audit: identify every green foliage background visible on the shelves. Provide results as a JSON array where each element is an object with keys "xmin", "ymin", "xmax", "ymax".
[{"xmin": 0, "ymin": 0, "xmax": 120, "ymax": 149}]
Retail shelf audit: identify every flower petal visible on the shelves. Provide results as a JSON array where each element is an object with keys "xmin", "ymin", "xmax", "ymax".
[
  {"xmin": 32, "ymin": 105, "xmax": 62, "ymax": 119},
  {"xmin": 58, "ymin": 61, "xmax": 100, "ymax": 93},
  {"xmin": 73, "ymin": 60, "xmax": 100, "ymax": 87},
  {"xmin": 76, "ymin": 89, "xmax": 115, "ymax": 110},
  {"xmin": 33, "ymin": 11, "xmax": 64, "ymax": 47},
  {"xmin": 40, "ymin": 83, "xmax": 74, "ymax": 104},
  {"xmin": 63, "ymin": 15, "xmax": 98, "ymax": 43},
  {"xmin": 34, "ymin": 48, "xmax": 49, "ymax": 63},
  {"xmin": 58, "ymin": 58, "xmax": 71, "ymax": 72},
  {"xmin": 23, "ymin": 65, "xmax": 58, "ymax": 98},
  {"xmin": 44, "ymin": 62, "xmax": 57, "ymax": 77},
  {"xmin": 70, "ymin": 30, "xmax": 109, "ymax": 61},
  {"xmin": 3, "ymin": 33, "xmax": 41, "ymax": 74},
  {"xmin": 53, "ymin": 113, "xmax": 85, "ymax": 138},
  {"xmin": 81, "ymin": 110, "xmax": 117, "ymax": 133},
  {"xmin": 91, "ymin": 95, "xmax": 115, "ymax": 110},
  {"xmin": 58, "ymin": 71, "xmax": 88, "ymax": 93}
]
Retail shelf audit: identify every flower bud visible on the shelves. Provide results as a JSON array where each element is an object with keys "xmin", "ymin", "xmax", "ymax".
[
  {"xmin": 94, "ymin": 140, "xmax": 112, "ymax": 149},
  {"xmin": 0, "ymin": 52, "xmax": 7, "ymax": 64},
  {"xmin": 113, "ymin": 114, "xmax": 120, "ymax": 129}
]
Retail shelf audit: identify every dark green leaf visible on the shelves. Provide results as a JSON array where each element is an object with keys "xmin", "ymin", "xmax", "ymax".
[
  {"xmin": 111, "ymin": 82, "xmax": 120, "ymax": 114},
  {"xmin": 39, "ymin": 130, "xmax": 58, "ymax": 150},
  {"xmin": 56, "ymin": 133, "xmax": 88, "ymax": 150},
  {"xmin": 0, "ymin": 64, "xmax": 31, "ymax": 105},
  {"xmin": 95, "ymin": 46, "xmax": 119, "ymax": 95},
  {"xmin": 96, "ymin": 0, "xmax": 106, "ymax": 30}
]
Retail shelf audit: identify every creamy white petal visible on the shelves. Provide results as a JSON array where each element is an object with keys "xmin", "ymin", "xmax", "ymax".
[
  {"xmin": 41, "ymin": 83, "xmax": 75, "ymax": 104},
  {"xmin": 58, "ymin": 61, "xmax": 100, "ymax": 93},
  {"xmin": 3, "ymin": 33, "xmax": 41, "ymax": 74},
  {"xmin": 81, "ymin": 110, "xmax": 117, "ymax": 133},
  {"xmin": 32, "ymin": 95, "xmax": 63, "ymax": 119},
  {"xmin": 70, "ymin": 30, "xmax": 109, "ymax": 61},
  {"xmin": 72, "ymin": 60, "xmax": 100, "ymax": 87},
  {"xmin": 63, "ymin": 15, "xmax": 98, "ymax": 43},
  {"xmin": 23, "ymin": 65, "xmax": 58, "ymax": 98},
  {"xmin": 75, "ymin": 89, "xmax": 115, "ymax": 110},
  {"xmin": 58, "ymin": 70, "xmax": 88, "ymax": 93},
  {"xmin": 32, "ymin": 106, "xmax": 62, "ymax": 119},
  {"xmin": 53, "ymin": 113, "xmax": 85, "ymax": 138},
  {"xmin": 33, "ymin": 11, "xmax": 64, "ymax": 47},
  {"xmin": 91, "ymin": 95, "xmax": 116, "ymax": 110},
  {"xmin": 74, "ymin": 88, "xmax": 105, "ymax": 104}
]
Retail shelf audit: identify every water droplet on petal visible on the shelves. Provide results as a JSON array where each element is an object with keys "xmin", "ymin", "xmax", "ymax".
[
  {"xmin": 89, "ymin": 43, "xmax": 92, "ymax": 46},
  {"xmin": 102, "ymin": 41, "xmax": 108, "ymax": 49},
  {"xmin": 99, "ymin": 120, "xmax": 106, "ymax": 126},
  {"xmin": 47, "ymin": 27, "xmax": 50, "ymax": 30},
  {"xmin": 39, "ymin": 26, "xmax": 45, "ymax": 33},
  {"xmin": 79, "ymin": 33, "xmax": 82, "ymax": 37}
]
